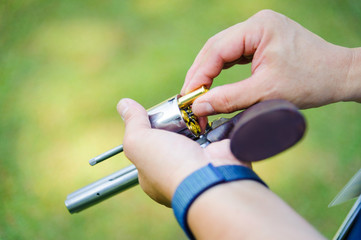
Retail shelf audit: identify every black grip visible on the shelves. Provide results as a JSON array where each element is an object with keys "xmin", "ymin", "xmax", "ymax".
[{"xmin": 229, "ymin": 99, "xmax": 306, "ymax": 162}]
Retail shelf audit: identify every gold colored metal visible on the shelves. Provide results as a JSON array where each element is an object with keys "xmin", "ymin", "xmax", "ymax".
[
  {"xmin": 189, "ymin": 121, "xmax": 201, "ymax": 136},
  {"xmin": 181, "ymin": 110, "xmax": 190, "ymax": 123},
  {"xmin": 180, "ymin": 107, "xmax": 201, "ymax": 137},
  {"xmin": 177, "ymin": 86, "xmax": 208, "ymax": 108}
]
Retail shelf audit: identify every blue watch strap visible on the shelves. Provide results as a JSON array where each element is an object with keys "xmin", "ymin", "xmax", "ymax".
[{"xmin": 172, "ymin": 163, "xmax": 267, "ymax": 239}]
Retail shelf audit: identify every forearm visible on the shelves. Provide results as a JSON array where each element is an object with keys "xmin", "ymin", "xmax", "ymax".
[{"xmin": 187, "ymin": 181, "xmax": 326, "ymax": 240}]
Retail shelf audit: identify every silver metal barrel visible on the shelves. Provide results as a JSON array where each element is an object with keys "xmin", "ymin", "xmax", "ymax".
[
  {"xmin": 65, "ymin": 165, "xmax": 138, "ymax": 213},
  {"xmin": 66, "ymin": 88, "xmax": 208, "ymax": 213},
  {"xmin": 148, "ymin": 95, "xmax": 196, "ymax": 139}
]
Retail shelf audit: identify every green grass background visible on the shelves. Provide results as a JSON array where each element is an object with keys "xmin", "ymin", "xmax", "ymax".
[{"xmin": 1, "ymin": 0, "xmax": 361, "ymax": 239}]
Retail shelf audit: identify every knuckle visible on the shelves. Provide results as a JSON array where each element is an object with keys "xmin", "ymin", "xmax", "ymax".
[
  {"xmin": 123, "ymin": 131, "xmax": 138, "ymax": 152},
  {"xmin": 252, "ymin": 9, "xmax": 286, "ymax": 28},
  {"xmin": 254, "ymin": 9, "xmax": 278, "ymax": 19},
  {"xmin": 126, "ymin": 111, "xmax": 136, "ymax": 122},
  {"xmin": 222, "ymin": 96, "xmax": 236, "ymax": 113},
  {"xmin": 213, "ymin": 87, "xmax": 236, "ymax": 113},
  {"xmin": 205, "ymin": 35, "xmax": 218, "ymax": 46}
]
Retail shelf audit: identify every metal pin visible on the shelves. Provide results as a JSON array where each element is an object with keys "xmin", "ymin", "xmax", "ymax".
[{"xmin": 89, "ymin": 144, "xmax": 124, "ymax": 166}]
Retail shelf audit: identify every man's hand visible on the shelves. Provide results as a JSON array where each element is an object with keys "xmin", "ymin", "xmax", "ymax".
[
  {"xmin": 117, "ymin": 98, "xmax": 325, "ymax": 240},
  {"xmin": 117, "ymin": 98, "xmax": 246, "ymax": 206},
  {"xmin": 182, "ymin": 10, "xmax": 358, "ymax": 116}
]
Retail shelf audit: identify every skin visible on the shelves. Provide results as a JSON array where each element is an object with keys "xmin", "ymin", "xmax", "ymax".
[
  {"xmin": 181, "ymin": 10, "xmax": 361, "ymax": 116},
  {"xmin": 117, "ymin": 10, "xmax": 361, "ymax": 240},
  {"xmin": 117, "ymin": 98, "xmax": 247, "ymax": 206}
]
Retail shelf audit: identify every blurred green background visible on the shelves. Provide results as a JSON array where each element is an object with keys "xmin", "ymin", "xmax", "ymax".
[{"xmin": 1, "ymin": 0, "xmax": 361, "ymax": 239}]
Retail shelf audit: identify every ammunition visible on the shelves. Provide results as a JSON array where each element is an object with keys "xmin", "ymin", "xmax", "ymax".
[{"xmin": 177, "ymin": 86, "xmax": 208, "ymax": 108}]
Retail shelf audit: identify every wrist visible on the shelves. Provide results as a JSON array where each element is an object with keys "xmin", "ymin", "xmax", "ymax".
[
  {"xmin": 187, "ymin": 179, "xmax": 325, "ymax": 240},
  {"xmin": 168, "ymin": 161, "xmax": 208, "ymax": 201},
  {"xmin": 171, "ymin": 164, "xmax": 267, "ymax": 239},
  {"xmin": 341, "ymin": 47, "xmax": 361, "ymax": 103},
  {"xmin": 187, "ymin": 180, "xmax": 267, "ymax": 239}
]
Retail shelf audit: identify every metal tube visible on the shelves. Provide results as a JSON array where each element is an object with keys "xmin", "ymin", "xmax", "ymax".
[
  {"xmin": 66, "ymin": 164, "xmax": 133, "ymax": 200},
  {"xmin": 65, "ymin": 165, "xmax": 138, "ymax": 213}
]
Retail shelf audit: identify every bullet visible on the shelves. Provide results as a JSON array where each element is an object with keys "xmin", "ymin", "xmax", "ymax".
[{"xmin": 177, "ymin": 86, "xmax": 208, "ymax": 108}]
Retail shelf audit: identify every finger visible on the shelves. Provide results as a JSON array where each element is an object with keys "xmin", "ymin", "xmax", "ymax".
[
  {"xmin": 182, "ymin": 24, "xmax": 244, "ymax": 95},
  {"xmin": 181, "ymin": 30, "xmax": 230, "ymax": 95},
  {"xmin": 117, "ymin": 98, "xmax": 156, "ymax": 166},
  {"xmin": 198, "ymin": 116, "xmax": 209, "ymax": 133},
  {"xmin": 181, "ymin": 46, "xmax": 212, "ymax": 95},
  {"xmin": 223, "ymin": 55, "xmax": 253, "ymax": 69},
  {"xmin": 117, "ymin": 98, "xmax": 151, "ymax": 132},
  {"xmin": 117, "ymin": 98, "xmax": 204, "ymax": 164},
  {"xmin": 183, "ymin": 22, "xmax": 263, "ymax": 95},
  {"xmin": 191, "ymin": 73, "xmax": 267, "ymax": 116}
]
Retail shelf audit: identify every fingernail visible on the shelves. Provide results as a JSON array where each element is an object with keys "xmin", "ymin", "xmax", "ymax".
[
  {"xmin": 195, "ymin": 102, "xmax": 215, "ymax": 115},
  {"xmin": 117, "ymin": 99, "xmax": 129, "ymax": 120}
]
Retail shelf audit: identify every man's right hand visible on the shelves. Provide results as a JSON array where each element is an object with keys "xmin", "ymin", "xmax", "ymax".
[{"xmin": 182, "ymin": 10, "xmax": 360, "ymax": 117}]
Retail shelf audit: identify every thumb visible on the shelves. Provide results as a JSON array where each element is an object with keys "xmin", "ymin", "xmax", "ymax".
[
  {"xmin": 192, "ymin": 75, "xmax": 266, "ymax": 116},
  {"xmin": 117, "ymin": 98, "xmax": 151, "ymax": 132}
]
